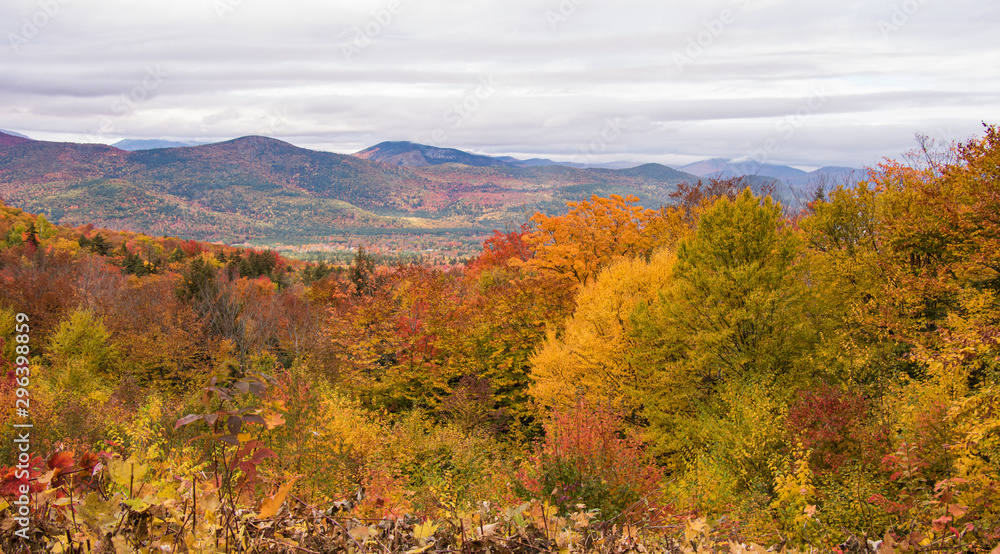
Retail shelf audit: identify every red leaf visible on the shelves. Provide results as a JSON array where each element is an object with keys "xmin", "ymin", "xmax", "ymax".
[
  {"xmin": 174, "ymin": 414, "xmax": 203, "ymax": 428},
  {"xmin": 251, "ymin": 448, "xmax": 277, "ymax": 464},
  {"xmin": 47, "ymin": 451, "xmax": 74, "ymax": 471}
]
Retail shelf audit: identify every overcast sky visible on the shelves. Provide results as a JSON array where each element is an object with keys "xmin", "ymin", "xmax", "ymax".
[{"xmin": 2, "ymin": 0, "xmax": 998, "ymax": 168}]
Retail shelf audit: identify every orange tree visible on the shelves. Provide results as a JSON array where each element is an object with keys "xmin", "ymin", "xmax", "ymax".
[{"xmin": 519, "ymin": 194, "xmax": 685, "ymax": 287}]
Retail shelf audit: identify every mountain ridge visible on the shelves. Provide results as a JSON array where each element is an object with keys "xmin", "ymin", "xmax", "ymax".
[
  {"xmin": 0, "ymin": 132, "xmax": 704, "ymax": 245},
  {"xmin": 113, "ymin": 138, "xmax": 208, "ymax": 150}
]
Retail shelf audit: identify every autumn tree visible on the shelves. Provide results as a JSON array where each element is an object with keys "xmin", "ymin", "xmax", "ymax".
[
  {"xmin": 795, "ymin": 125, "xmax": 1000, "ymax": 534},
  {"xmin": 630, "ymin": 189, "xmax": 817, "ymax": 486},
  {"xmin": 529, "ymin": 249, "xmax": 676, "ymax": 412},
  {"xmin": 519, "ymin": 194, "xmax": 685, "ymax": 287}
]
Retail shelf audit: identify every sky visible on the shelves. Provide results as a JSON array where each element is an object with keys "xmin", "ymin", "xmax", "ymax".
[{"xmin": 1, "ymin": 0, "xmax": 999, "ymax": 169}]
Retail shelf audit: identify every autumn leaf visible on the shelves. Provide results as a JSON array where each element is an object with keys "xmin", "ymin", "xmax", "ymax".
[
  {"xmin": 413, "ymin": 519, "xmax": 439, "ymax": 543},
  {"xmin": 47, "ymin": 451, "xmax": 75, "ymax": 471},
  {"xmin": 174, "ymin": 414, "xmax": 202, "ymax": 428},
  {"xmin": 262, "ymin": 411, "xmax": 286, "ymax": 430},
  {"xmin": 257, "ymin": 477, "xmax": 298, "ymax": 519},
  {"xmin": 947, "ymin": 504, "xmax": 969, "ymax": 518}
]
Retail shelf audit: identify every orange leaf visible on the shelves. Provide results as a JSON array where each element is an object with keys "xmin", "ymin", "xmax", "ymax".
[
  {"xmin": 947, "ymin": 504, "xmax": 968, "ymax": 518},
  {"xmin": 257, "ymin": 478, "xmax": 298, "ymax": 519},
  {"xmin": 47, "ymin": 451, "xmax": 74, "ymax": 471}
]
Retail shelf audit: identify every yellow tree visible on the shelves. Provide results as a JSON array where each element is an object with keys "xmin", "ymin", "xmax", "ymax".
[{"xmin": 529, "ymin": 248, "xmax": 677, "ymax": 411}]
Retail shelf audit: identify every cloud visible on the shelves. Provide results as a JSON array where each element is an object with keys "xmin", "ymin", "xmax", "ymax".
[{"xmin": 1, "ymin": 0, "xmax": 998, "ymax": 167}]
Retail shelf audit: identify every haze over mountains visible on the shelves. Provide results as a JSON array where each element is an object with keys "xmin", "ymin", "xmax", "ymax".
[
  {"xmin": 0, "ymin": 130, "xmax": 859, "ymax": 245},
  {"xmin": 357, "ymin": 140, "xmax": 862, "ymax": 187}
]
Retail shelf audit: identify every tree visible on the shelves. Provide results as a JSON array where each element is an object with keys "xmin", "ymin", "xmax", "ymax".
[
  {"xmin": 519, "ymin": 194, "xmax": 685, "ymax": 287},
  {"xmin": 529, "ymin": 249, "xmax": 676, "ymax": 412},
  {"xmin": 348, "ymin": 246, "xmax": 380, "ymax": 297},
  {"xmin": 47, "ymin": 308, "xmax": 118, "ymax": 386},
  {"xmin": 658, "ymin": 189, "xmax": 807, "ymax": 382},
  {"xmin": 630, "ymin": 189, "xmax": 815, "ymax": 482}
]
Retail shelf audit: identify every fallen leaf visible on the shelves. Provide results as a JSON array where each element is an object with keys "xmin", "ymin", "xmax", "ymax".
[{"xmin": 413, "ymin": 520, "xmax": 439, "ymax": 542}]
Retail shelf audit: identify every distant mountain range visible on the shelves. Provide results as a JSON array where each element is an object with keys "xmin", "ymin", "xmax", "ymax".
[
  {"xmin": 0, "ymin": 131, "xmax": 861, "ymax": 244},
  {"xmin": 674, "ymin": 158, "xmax": 862, "ymax": 188},
  {"xmin": 113, "ymin": 139, "xmax": 208, "ymax": 150},
  {"xmin": 0, "ymin": 132, "xmax": 697, "ymax": 243},
  {"xmin": 356, "ymin": 141, "xmax": 642, "ymax": 170},
  {"xmin": 354, "ymin": 141, "xmax": 861, "ymax": 185},
  {"xmin": 0, "ymin": 129, "xmax": 30, "ymax": 139}
]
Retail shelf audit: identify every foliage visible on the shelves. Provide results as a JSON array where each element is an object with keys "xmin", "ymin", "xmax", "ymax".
[
  {"xmin": 514, "ymin": 399, "xmax": 665, "ymax": 524},
  {"xmin": 5, "ymin": 127, "xmax": 1000, "ymax": 552},
  {"xmin": 530, "ymin": 249, "xmax": 676, "ymax": 411},
  {"xmin": 520, "ymin": 194, "xmax": 686, "ymax": 287}
]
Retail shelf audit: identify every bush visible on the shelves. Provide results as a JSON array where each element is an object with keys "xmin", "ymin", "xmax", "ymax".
[{"xmin": 514, "ymin": 399, "xmax": 665, "ymax": 523}]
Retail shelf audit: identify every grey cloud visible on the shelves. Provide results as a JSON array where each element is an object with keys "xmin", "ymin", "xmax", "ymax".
[{"xmin": 1, "ymin": 0, "xmax": 998, "ymax": 168}]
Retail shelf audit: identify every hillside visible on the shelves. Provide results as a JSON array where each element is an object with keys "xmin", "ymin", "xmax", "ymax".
[
  {"xmin": 0, "ymin": 132, "xmax": 698, "ymax": 245},
  {"xmin": 357, "ymin": 141, "xmax": 643, "ymax": 170},
  {"xmin": 113, "ymin": 138, "xmax": 207, "ymax": 150},
  {"xmin": 355, "ymin": 140, "xmax": 508, "ymax": 167},
  {"xmin": 3, "ymin": 129, "xmax": 997, "ymax": 554}
]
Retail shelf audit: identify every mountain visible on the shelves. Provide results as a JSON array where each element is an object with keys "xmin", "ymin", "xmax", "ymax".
[
  {"xmin": 354, "ymin": 141, "xmax": 507, "ymax": 168},
  {"xmin": 0, "ymin": 130, "xmax": 33, "ymax": 147},
  {"xmin": 356, "ymin": 141, "xmax": 642, "ymax": 170},
  {"xmin": 677, "ymin": 158, "xmax": 809, "ymax": 181},
  {"xmin": 493, "ymin": 156, "xmax": 642, "ymax": 170},
  {"xmin": 0, "ymin": 129, "xmax": 31, "ymax": 139},
  {"xmin": 790, "ymin": 166, "xmax": 863, "ymax": 186},
  {"xmin": 113, "ymin": 138, "xmax": 208, "ymax": 150},
  {"xmin": 0, "ymin": 133, "xmax": 698, "ymax": 244}
]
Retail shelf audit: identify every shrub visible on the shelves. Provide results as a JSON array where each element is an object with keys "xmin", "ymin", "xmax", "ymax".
[{"xmin": 514, "ymin": 399, "xmax": 665, "ymax": 523}]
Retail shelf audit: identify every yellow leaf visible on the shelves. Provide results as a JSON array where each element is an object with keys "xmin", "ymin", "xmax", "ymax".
[
  {"xmin": 108, "ymin": 457, "xmax": 148, "ymax": 491},
  {"xmin": 257, "ymin": 478, "xmax": 297, "ymax": 519},
  {"xmin": 413, "ymin": 520, "xmax": 439, "ymax": 541}
]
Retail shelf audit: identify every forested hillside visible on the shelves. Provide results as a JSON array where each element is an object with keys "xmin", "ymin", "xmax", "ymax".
[
  {"xmin": 1, "ymin": 126, "xmax": 999, "ymax": 552},
  {"xmin": 0, "ymin": 134, "xmax": 699, "ymax": 247}
]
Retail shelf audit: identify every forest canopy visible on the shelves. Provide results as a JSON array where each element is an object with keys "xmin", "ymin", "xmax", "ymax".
[{"xmin": 2, "ymin": 126, "xmax": 1000, "ymax": 552}]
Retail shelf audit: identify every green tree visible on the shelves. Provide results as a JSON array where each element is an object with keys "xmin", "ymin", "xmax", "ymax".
[
  {"xmin": 47, "ymin": 308, "xmax": 118, "ymax": 389},
  {"xmin": 631, "ymin": 190, "xmax": 815, "ymax": 488}
]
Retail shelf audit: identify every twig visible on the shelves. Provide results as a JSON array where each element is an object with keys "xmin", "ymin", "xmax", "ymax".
[{"xmin": 256, "ymin": 536, "xmax": 322, "ymax": 553}]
